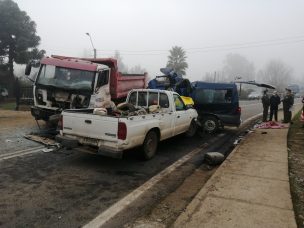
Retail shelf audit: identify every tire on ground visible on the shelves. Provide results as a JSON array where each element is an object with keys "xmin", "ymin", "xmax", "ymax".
[
  {"xmin": 142, "ymin": 130, "xmax": 159, "ymax": 160},
  {"xmin": 185, "ymin": 119, "xmax": 197, "ymax": 137},
  {"xmin": 203, "ymin": 116, "xmax": 219, "ymax": 134}
]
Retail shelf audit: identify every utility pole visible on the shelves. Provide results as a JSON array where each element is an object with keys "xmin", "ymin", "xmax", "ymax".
[{"xmin": 85, "ymin": 32, "xmax": 96, "ymax": 58}]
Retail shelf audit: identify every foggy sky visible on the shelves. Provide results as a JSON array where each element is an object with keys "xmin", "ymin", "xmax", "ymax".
[{"xmin": 13, "ymin": 0, "xmax": 304, "ymax": 82}]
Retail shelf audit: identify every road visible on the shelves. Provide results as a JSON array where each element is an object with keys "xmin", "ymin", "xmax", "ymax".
[{"xmin": 0, "ymin": 100, "xmax": 275, "ymax": 227}]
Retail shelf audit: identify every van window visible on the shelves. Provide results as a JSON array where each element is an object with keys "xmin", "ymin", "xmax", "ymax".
[{"xmin": 195, "ymin": 89, "xmax": 233, "ymax": 104}]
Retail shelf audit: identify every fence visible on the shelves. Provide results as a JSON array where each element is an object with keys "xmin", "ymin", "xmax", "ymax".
[{"xmin": 20, "ymin": 85, "xmax": 34, "ymax": 105}]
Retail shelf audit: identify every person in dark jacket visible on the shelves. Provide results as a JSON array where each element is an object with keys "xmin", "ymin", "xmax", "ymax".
[
  {"xmin": 14, "ymin": 77, "xmax": 21, "ymax": 111},
  {"xmin": 269, "ymin": 91, "xmax": 281, "ymax": 121},
  {"xmin": 261, "ymin": 90, "xmax": 270, "ymax": 122},
  {"xmin": 282, "ymin": 88, "xmax": 294, "ymax": 123}
]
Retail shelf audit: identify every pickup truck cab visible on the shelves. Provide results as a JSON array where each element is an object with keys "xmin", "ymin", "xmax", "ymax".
[{"xmin": 56, "ymin": 89, "xmax": 198, "ymax": 160}]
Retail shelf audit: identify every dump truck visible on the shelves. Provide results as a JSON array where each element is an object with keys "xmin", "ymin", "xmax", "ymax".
[{"xmin": 25, "ymin": 55, "xmax": 148, "ymax": 122}]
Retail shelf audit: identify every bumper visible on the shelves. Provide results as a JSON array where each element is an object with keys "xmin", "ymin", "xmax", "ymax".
[{"xmin": 55, "ymin": 134, "xmax": 124, "ymax": 159}]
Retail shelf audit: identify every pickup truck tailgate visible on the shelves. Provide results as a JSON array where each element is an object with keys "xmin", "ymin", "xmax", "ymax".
[{"xmin": 62, "ymin": 111, "xmax": 119, "ymax": 140}]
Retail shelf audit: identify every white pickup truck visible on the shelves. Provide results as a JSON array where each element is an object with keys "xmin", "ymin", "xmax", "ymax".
[{"xmin": 56, "ymin": 89, "xmax": 198, "ymax": 160}]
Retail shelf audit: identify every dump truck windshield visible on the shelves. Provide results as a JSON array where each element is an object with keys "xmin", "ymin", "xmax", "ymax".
[{"xmin": 37, "ymin": 65, "xmax": 95, "ymax": 90}]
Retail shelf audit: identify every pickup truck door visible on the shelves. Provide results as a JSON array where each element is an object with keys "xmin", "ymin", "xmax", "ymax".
[
  {"xmin": 173, "ymin": 94, "xmax": 191, "ymax": 135},
  {"xmin": 158, "ymin": 93, "xmax": 175, "ymax": 140}
]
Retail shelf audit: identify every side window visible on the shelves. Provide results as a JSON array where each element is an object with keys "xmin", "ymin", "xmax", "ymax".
[
  {"xmin": 174, "ymin": 94, "xmax": 186, "ymax": 111},
  {"xmin": 194, "ymin": 89, "xmax": 232, "ymax": 104},
  {"xmin": 138, "ymin": 92, "xmax": 147, "ymax": 106},
  {"xmin": 159, "ymin": 93, "xmax": 169, "ymax": 108},
  {"xmin": 97, "ymin": 70, "xmax": 109, "ymax": 87},
  {"xmin": 148, "ymin": 92, "xmax": 159, "ymax": 106},
  {"xmin": 129, "ymin": 92, "xmax": 137, "ymax": 105}
]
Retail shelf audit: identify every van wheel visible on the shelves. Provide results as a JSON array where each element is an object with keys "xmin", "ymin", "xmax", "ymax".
[
  {"xmin": 185, "ymin": 120, "xmax": 197, "ymax": 137},
  {"xmin": 203, "ymin": 117, "xmax": 219, "ymax": 134},
  {"xmin": 142, "ymin": 130, "xmax": 158, "ymax": 160}
]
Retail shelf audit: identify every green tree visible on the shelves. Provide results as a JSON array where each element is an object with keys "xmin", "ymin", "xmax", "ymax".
[
  {"xmin": 167, "ymin": 46, "xmax": 188, "ymax": 76},
  {"xmin": 0, "ymin": 0, "xmax": 45, "ymax": 78}
]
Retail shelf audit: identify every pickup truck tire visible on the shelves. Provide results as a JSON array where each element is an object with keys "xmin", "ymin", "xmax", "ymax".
[
  {"xmin": 185, "ymin": 120, "xmax": 197, "ymax": 137},
  {"xmin": 203, "ymin": 116, "xmax": 219, "ymax": 134},
  {"xmin": 142, "ymin": 130, "xmax": 158, "ymax": 160}
]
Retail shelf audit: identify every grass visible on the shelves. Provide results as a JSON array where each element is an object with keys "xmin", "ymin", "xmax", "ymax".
[
  {"xmin": 0, "ymin": 102, "xmax": 16, "ymax": 110},
  {"xmin": 288, "ymin": 109, "xmax": 304, "ymax": 228}
]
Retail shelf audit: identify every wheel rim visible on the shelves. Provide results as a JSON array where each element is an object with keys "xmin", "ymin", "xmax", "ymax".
[{"xmin": 204, "ymin": 120, "xmax": 216, "ymax": 132}]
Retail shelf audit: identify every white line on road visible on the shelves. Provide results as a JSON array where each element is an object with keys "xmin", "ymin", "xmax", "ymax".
[
  {"xmin": 0, "ymin": 146, "xmax": 44, "ymax": 161},
  {"xmin": 83, "ymin": 138, "xmax": 221, "ymax": 228}
]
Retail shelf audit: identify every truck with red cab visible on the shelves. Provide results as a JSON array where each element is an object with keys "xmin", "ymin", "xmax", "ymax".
[{"xmin": 25, "ymin": 55, "xmax": 147, "ymax": 122}]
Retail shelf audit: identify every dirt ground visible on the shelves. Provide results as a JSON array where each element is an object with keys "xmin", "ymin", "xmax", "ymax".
[
  {"xmin": 0, "ymin": 109, "xmax": 36, "ymax": 128},
  {"xmin": 288, "ymin": 109, "xmax": 304, "ymax": 228}
]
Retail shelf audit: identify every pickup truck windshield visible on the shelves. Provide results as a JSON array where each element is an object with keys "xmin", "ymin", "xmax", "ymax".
[{"xmin": 37, "ymin": 65, "xmax": 95, "ymax": 90}]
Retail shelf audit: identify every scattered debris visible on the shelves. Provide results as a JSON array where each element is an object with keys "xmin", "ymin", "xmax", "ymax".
[
  {"xmin": 42, "ymin": 148, "xmax": 54, "ymax": 153},
  {"xmin": 204, "ymin": 152, "xmax": 225, "ymax": 165},
  {"xmin": 5, "ymin": 139, "xmax": 13, "ymax": 143},
  {"xmin": 261, "ymin": 131, "xmax": 268, "ymax": 134},
  {"xmin": 256, "ymin": 121, "xmax": 288, "ymax": 129},
  {"xmin": 24, "ymin": 134, "xmax": 58, "ymax": 147}
]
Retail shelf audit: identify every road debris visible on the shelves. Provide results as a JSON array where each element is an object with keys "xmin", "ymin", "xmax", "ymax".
[
  {"xmin": 204, "ymin": 152, "xmax": 225, "ymax": 165},
  {"xmin": 255, "ymin": 121, "xmax": 288, "ymax": 129}
]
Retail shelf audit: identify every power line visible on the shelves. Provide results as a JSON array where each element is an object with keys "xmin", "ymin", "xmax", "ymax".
[
  {"xmin": 95, "ymin": 35, "xmax": 304, "ymax": 54},
  {"xmin": 95, "ymin": 38, "xmax": 304, "ymax": 56}
]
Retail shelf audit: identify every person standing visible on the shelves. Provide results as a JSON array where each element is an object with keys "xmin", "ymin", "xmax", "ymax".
[
  {"xmin": 282, "ymin": 88, "xmax": 294, "ymax": 123},
  {"xmin": 269, "ymin": 91, "xmax": 281, "ymax": 121},
  {"xmin": 14, "ymin": 77, "xmax": 21, "ymax": 111},
  {"xmin": 261, "ymin": 90, "xmax": 270, "ymax": 122}
]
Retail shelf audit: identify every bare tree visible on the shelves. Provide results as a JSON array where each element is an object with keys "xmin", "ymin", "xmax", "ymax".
[
  {"xmin": 129, "ymin": 65, "xmax": 146, "ymax": 74},
  {"xmin": 113, "ymin": 50, "xmax": 128, "ymax": 73},
  {"xmin": 167, "ymin": 46, "xmax": 188, "ymax": 76},
  {"xmin": 222, "ymin": 53, "xmax": 255, "ymax": 82},
  {"xmin": 257, "ymin": 60, "xmax": 293, "ymax": 92}
]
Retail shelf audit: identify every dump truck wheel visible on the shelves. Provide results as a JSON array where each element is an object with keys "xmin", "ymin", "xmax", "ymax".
[{"xmin": 142, "ymin": 130, "xmax": 158, "ymax": 160}]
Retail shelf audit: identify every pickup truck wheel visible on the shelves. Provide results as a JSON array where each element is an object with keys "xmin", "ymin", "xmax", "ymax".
[
  {"xmin": 142, "ymin": 131, "xmax": 158, "ymax": 160},
  {"xmin": 203, "ymin": 116, "xmax": 219, "ymax": 134},
  {"xmin": 185, "ymin": 120, "xmax": 197, "ymax": 137}
]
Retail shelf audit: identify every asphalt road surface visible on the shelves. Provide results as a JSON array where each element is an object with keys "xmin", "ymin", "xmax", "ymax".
[{"xmin": 0, "ymin": 100, "xmax": 270, "ymax": 227}]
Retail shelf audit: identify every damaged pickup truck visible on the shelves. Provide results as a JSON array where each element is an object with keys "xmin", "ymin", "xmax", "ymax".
[
  {"xmin": 25, "ymin": 55, "xmax": 147, "ymax": 123},
  {"xmin": 56, "ymin": 89, "xmax": 198, "ymax": 160}
]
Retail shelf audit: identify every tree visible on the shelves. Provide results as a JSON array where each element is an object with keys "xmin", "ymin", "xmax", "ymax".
[
  {"xmin": 129, "ymin": 65, "xmax": 146, "ymax": 74},
  {"xmin": 167, "ymin": 46, "xmax": 188, "ymax": 76},
  {"xmin": 222, "ymin": 53, "xmax": 255, "ymax": 82},
  {"xmin": 257, "ymin": 60, "xmax": 293, "ymax": 92},
  {"xmin": 0, "ymin": 0, "xmax": 44, "ymax": 78},
  {"xmin": 113, "ymin": 50, "xmax": 128, "ymax": 73}
]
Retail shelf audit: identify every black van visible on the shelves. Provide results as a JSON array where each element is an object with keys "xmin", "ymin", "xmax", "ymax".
[{"xmin": 190, "ymin": 81, "xmax": 241, "ymax": 133}]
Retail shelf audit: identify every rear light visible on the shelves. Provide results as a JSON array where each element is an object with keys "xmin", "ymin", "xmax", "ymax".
[
  {"xmin": 58, "ymin": 115, "xmax": 63, "ymax": 130},
  {"xmin": 117, "ymin": 122, "xmax": 127, "ymax": 140},
  {"xmin": 236, "ymin": 107, "xmax": 241, "ymax": 114}
]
